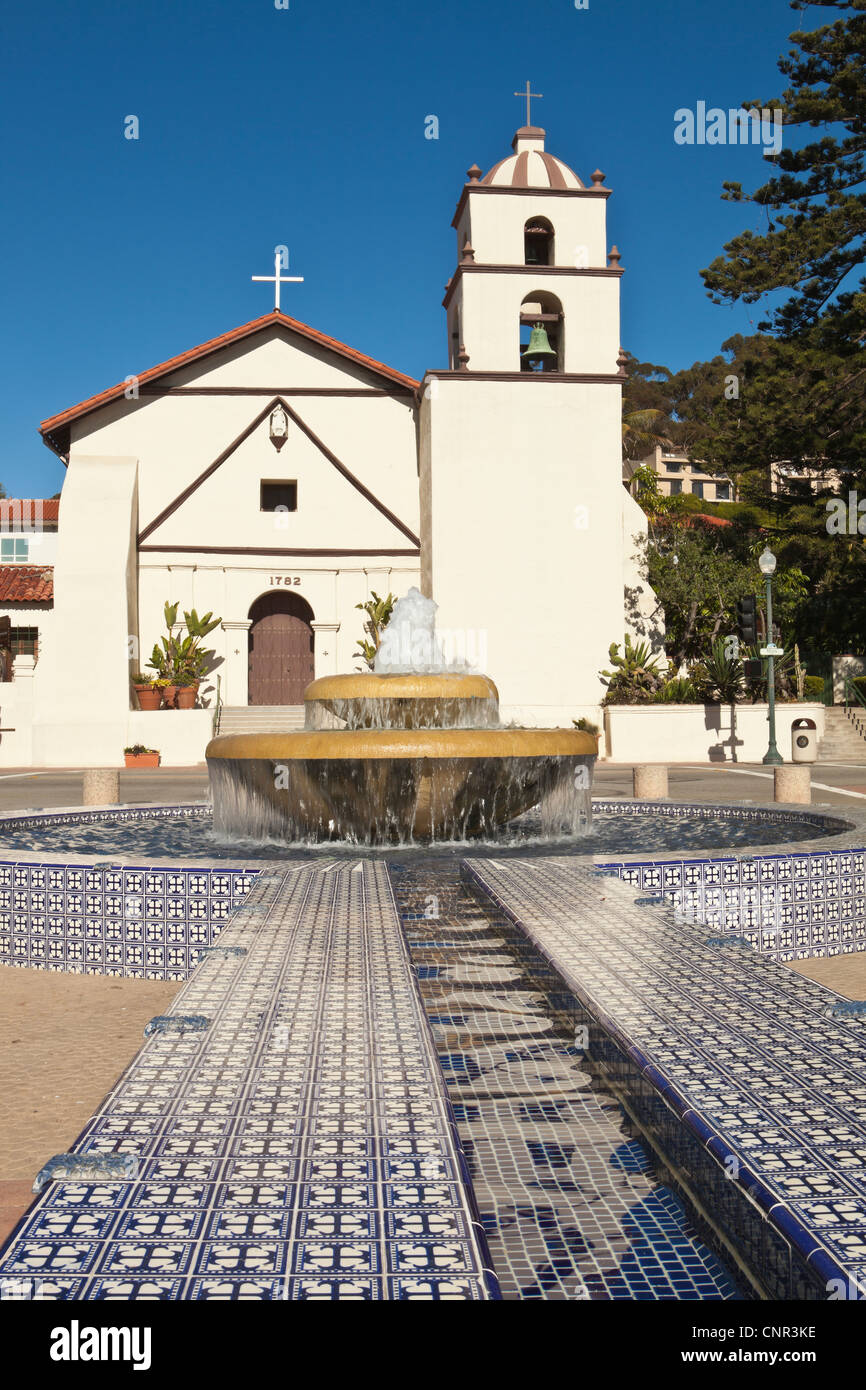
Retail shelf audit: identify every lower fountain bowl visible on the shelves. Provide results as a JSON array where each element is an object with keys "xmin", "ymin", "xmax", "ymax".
[{"xmin": 206, "ymin": 727, "xmax": 597, "ymax": 844}]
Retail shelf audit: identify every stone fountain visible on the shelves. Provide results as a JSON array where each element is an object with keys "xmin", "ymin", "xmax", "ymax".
[{"xmin": 207, "ymin": 590, "xmax": 596, "ymax": 844}]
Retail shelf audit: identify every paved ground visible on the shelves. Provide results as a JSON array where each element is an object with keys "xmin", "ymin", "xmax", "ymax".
[
  {"xmin": 0, "ymin": 968, "xmax": 179, "ymax": 1246},
  {"xmin": 0, "ymin": 760, "xmax": 863, "ymax": 815},
  {"xmin": 1, "ymin": 760, "xmax": 864, "ymax": 1250},
  {"xmin": 0, "ymin": 767, "xmax": 209, "ymax": 813}
]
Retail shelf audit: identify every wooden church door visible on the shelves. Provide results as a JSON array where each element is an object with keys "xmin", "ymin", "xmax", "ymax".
[{"xmin": 247, "ymin": 592, "xmax": 315, "ymax": 705}]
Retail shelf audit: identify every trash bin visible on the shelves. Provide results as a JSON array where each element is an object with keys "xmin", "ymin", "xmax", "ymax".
[{"xmin": 791, "ymin": 717, "xmax": 817, "ymax": 763}]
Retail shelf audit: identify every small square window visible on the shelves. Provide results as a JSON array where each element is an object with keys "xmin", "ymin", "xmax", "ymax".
[
  {"xmin": 260, "ymin": 481, "xmax": 297, "ymax": 512},
  {"xmin": 715, "ymin": 483, "xmax": 730, "ymax": 501}
]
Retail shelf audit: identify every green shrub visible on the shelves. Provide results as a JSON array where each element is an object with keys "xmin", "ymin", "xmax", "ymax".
[
  {"xmin": 572, "ymin": 717, "xmax": 600, "ymax": 736},
  {"xmin": 803, "ymin": 675, "xmax": 825, "ymax": 701},
  {"xmin": 651, "ymin": 677, "xmax": 698, "ymax": 704},
  {"xmin": 600, "ymin": 636, "xmax": 665, "ymax": 705},
  {"xmin": 690, "ymin": 640, "xmax": 745, "ymax": 704}
]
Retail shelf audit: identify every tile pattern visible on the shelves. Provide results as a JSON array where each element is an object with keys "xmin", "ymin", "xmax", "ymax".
[
  {"xmin": 597, "ymin": 844, "xmax": 866, "ymax": 962},
  {"xmin": 0, "ymin": 804, "xmax": 259, "ymax": 978},
  {"xmin": 0, "ymin": 798, "xmax": 862, "ymax": 972},
  {"xmin": 392, "ymin": 861, "xmax": 741, "ymax": 1301},
  {"xmin": 0, "ymin": 862, "xmax": 497, "ymax": 1300},
  {"xmin": 464, "ymin": 855, "xmax": 866, "ymax": 1300}
]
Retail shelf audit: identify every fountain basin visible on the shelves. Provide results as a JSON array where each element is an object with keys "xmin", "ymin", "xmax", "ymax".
[{"xmin": 206, "ymin": 727, "xmax": 597, "ymax": 843}]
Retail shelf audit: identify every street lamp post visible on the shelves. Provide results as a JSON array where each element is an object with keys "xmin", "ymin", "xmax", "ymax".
[{"xmin": 759, "ymin": 546, "xmax": 783, "ymax": 766}]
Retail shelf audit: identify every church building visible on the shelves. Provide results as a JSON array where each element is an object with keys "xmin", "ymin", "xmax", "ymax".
[{"xmin": 5, "ymin": 116, "xmax": 654, "ymax": 767}]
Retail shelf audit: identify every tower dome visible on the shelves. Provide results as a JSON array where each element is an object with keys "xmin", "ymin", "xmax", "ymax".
[{"xmin": 480, "ymin": 127, "xmax": 584, "ymax": 190}]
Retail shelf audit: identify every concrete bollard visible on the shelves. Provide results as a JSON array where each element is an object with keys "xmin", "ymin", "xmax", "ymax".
[
  {"xmin": 82, "ymin": 768, "xmax": 120, "ymax": 806},
  {"xmin": 633, "ymin": 764, "xmax": 669, "ymax": 800},
  {"xmin": 774, "ymin": 764, "xmax": 811, "ymax": 805}
]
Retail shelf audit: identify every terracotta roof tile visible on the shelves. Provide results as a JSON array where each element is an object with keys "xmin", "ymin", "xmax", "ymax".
[
  {"xmin": 0, "ymin": 566, "xmax": 54, "ymax": 603},
  {"xmin": 0, "ymin": 499, "xmax": 59, "ymax": 526},
  {"xmin": 39, "ymin": 312, "xmax": 419, "ymax": 457}
]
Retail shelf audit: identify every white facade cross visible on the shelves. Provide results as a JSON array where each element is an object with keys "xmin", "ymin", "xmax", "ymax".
[{"xmin": 251, "ymin": 249, "xmax": 304, "ymax": 311}]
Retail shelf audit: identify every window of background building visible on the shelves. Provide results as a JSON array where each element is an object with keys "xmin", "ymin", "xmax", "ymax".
[
  {"xmin": 715, "ymin": 482, "xmax": 730, "ymax": 501},
  {"xmin": 10, "ymin": 627, "xmax": 38, "ymax": 659},
  {"xmin": 670, "ymin": 480, "xmax": 682, "ymax": 495},
  {"xmin": 692, "ymin": 482, "xmax": 704, "ymax": 499},
  {"xmin": 0, "ymin": 538, "xmax": 28, "ymax": 562}
]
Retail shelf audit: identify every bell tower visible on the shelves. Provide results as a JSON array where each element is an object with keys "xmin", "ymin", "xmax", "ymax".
[
  {"xmin": 444, "ymin": 126, "xmax": 622, "ymax": 375},
  {"xmin": 419, "ymin": 115, "xmax": 653, "ymax": 728}
]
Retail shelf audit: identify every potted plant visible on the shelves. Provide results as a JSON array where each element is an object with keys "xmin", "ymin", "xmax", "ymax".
[
  {"xmin": 124, "ymin": 744, "xmax": 160, "ymax": 768},
  {"xmin": 131, "ymin": 672, "xmax": 161, "ymax": 711},
  {"xmin": 159, "ymin": 678, "xmax": 178, "ymax": 709},
  {"xmin": 147, "ymin": 601, "xmax": 221, "ymax": 708},
  {"xmin": 176, "ymin": 679, "xmax": 197, "ymax": 710}
]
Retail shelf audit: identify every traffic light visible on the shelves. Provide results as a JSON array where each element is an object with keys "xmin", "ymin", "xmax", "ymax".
[
  {"xmin": 736, "ymin": 595, "xmax": 757, "ymax": 647},
  {"xmin": 743, "ymin": 658, "xmax": 763, "ymax": 682}
]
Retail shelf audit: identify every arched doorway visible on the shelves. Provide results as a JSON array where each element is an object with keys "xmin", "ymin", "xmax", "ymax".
[{"xmin": 248, "ymin": 591, "xmax": 315, "ymax": 705}]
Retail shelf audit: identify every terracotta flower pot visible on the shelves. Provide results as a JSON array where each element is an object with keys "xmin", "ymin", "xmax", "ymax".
[
  {"xmin": 135, "ymin": 684, "xmax": 161, "ymax": 711},
  {"xmin": 176, "ymin": 685, "xmax": 198, "ymax": 710},
  {"xmin": 124, "ymin": 752, "xmax": 160, "ymax": 768},
  {"xmin": 161, "ymin": 685, "xmax": 178, "ymax": 709}
]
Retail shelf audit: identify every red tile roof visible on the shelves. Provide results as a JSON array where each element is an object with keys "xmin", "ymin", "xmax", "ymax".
[
  {"xmin": 0, "ymin": 566, "xmax": 54, "ymax": 603},
  {"xmin": 0, "ymin": 499, "xmax": 59, "ymax": 526},
  {"xmin": 40, "ymin": 311, "xmax": 420, "ymax": 458}
]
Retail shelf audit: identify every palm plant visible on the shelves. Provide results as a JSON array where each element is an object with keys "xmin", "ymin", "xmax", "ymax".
[
  {"xmin": 146, "ymin": 601, "xmax": 221, "ymax": 685},
  {"xmin": 354, "ymin": 591, "xmax": 395, "ymax": 670},
  {"xmin": 622, "ymin": 408, "xmax": 671, "ymax": 461}
]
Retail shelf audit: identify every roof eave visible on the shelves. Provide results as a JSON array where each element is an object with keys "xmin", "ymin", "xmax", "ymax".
[{"xmin": 38, "ymin": 311, "xmax": 419, "ymax": 458}]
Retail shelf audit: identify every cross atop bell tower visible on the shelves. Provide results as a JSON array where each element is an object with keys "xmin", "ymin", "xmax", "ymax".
[{"xmin": 514, "ymin": 80, "xmax": 543, "ymax": 127}]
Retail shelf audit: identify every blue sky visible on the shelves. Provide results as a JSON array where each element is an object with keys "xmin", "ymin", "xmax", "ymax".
[{"xmin": 1, "ymin": 0, "xmax": 805, "ymax": 497}]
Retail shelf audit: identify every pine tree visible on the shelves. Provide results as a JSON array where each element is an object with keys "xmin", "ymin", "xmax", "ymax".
[{"xmin": 701, "ymin": 0, "xmax": 866, "ymax": 340}]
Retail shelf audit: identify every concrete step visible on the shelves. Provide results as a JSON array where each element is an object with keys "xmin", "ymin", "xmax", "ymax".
[
  {"xmin": 217, "ymin": 705, "xmax": 306, "ymax": 735},
  {"xmin": 817, "ymin": 707, "xmax": 866, "ymax": 763}
]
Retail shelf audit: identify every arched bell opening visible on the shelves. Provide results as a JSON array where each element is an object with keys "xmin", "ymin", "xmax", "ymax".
[
  {"xmin": 519, "ymin": 291, "xmax": 564, "ymax": 374},
  {"xmin": 524, "ymin": 217, "xmax": 554, "ymax": 267}
]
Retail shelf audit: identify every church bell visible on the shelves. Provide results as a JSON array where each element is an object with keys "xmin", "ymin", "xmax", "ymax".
[{"xmin": 521, "ymin": 322, "xmax": 558, "ymax": 369}]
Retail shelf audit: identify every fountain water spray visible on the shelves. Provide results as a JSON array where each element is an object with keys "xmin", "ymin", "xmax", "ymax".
[{"xmin": 207, "ymin": 590, "xmax": 596, "ymax": 845}]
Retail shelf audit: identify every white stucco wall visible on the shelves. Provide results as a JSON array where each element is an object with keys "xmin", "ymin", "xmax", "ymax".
[
  {"xmin": 456, "ymin": 272, "xmax": 620, "ymax": 375},
  {"xmin": 31, "ymin": 455, "xmax": 139, "ymax": 766},
  {"xmin": 137, "ymin": 558, "xmax": 420, "ymax": 707},
  {"xmin": 621, "ymin": 489, "xmax": 665, "ymax": 657},
  {"xmin": 604, "ymin": 703, "xmax": 826, "ymax": 764},
  {"xmin": 456, "ymin": 189, "xmax": 610, "ymax": 268},
  {"xmin": 70, "ymin": 326, "xmax": 420, "ymax": 557},
  {"xmin": 421, "ymin": 375, "xmax": 628, "ymax": 725}
]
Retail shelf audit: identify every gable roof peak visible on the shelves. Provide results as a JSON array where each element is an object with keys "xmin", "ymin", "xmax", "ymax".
[{"xmin": 40, "ymin": 312, "xmax": 418, "ymax": 459}]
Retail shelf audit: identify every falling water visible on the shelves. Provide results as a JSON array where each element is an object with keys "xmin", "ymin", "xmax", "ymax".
[{"xmin": 209, "ymin": 587, "xmax": 597, "ymax": 846}]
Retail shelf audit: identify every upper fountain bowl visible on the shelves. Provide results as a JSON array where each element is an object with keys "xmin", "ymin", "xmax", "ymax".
[{"xmin": 304, "ymin": 672, "xmax": 500, "ymax": 730}]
